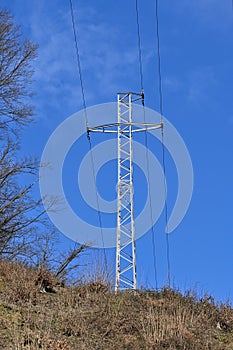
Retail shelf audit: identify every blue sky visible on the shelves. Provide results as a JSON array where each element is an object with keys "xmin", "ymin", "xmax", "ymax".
[{"xmin": 2, "ymin": 0, "xmax": 232, "ymax": 301}]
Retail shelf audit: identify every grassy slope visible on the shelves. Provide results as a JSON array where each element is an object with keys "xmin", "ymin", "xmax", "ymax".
[{"xmin": 0, "ymin": 260, "xmax": 233, "ymax": 350}]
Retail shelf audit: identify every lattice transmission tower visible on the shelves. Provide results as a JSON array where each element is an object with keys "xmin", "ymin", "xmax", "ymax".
[{"xmin": 89, "ymin": 92, "xmax": 162, "ymax": 292}]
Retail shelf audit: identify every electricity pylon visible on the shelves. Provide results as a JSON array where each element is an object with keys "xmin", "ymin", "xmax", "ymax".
[{"xmin": 89, "ymin": 92, "xmax": 162, "ymax": 292}]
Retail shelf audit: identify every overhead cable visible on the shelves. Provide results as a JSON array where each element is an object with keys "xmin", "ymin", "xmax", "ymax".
[
  {"xmin": 155, "ymin": 0, "xmax": 171, "ymax": 287},
  {"xmin": 69, "ymin": 0, "xmax": 107, "ymax": 269},
  {"xmin": 136, "ymin": 0, "xmax": 158, "ymax": 289}
]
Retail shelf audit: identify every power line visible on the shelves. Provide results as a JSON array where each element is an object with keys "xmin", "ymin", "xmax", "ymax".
[
  {"xmin": 135, "ymin": 0, "xmax": 158, "ymax": 289},
  {"xmin": 155, "ymin": 0, "xmax": 163, "ymax": 118},
  {"xmin": 155, "ymin": 0, "xmax": 171, "ymax": 287},
  {"xmin": 135, "ymin": 0, "xmax": 144, "ymax": 92},
  {"xmin": 69, "ymin": 0, "xmax": 107, "ymax": 269},
  {"xmin": 69, "ymin": 0, "xmax": 87, "ymax": 117}
]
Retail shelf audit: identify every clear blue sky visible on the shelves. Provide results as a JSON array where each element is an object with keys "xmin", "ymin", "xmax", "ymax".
[{"xmin": 2, "ymin": 0, "xmax": 232, "ymax": 302}]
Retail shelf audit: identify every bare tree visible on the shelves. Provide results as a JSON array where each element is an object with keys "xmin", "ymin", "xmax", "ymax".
[
  {"xmin": 33, "ymin": 232, "xmax": 88, "ymax": 290},
  {"xmin": 0, "ymin": 10, "xmax": 37, "ymax": 136},
  {"xmin": 0, "ymin": 10, "xmax": 42, "ymax": 258},
  {"xmin": 0, "ymin": 140, "xmax": 45, "ymax": 258},
  {"xmin": 0, "ymin": 9, "xmax": 88, "ymax": 271}
]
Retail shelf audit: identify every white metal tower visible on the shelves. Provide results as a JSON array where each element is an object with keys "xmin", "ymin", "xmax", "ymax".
[
  {"xmin": 115, "ymin": 92, "xmax": 138, "ymax": 291},
  {"xmin": 89, "ymin": 92, "xmax": 162, "ymax": 292}
]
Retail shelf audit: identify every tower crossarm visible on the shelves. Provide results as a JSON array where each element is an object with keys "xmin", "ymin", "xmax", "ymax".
[{"xmin": 88, "ymin": 122, "xmax": 162, "ymax": 134}]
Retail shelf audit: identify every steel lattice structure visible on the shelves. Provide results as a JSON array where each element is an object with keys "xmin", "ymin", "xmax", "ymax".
[
  {"xmin": 89, "ymin": 92, "xmax": 162, "ymax": 292},
  {"xmin": 115, "ymin": 92, "xmax": 138, "ymax": 291}
]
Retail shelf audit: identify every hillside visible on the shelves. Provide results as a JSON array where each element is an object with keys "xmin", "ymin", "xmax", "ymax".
[{"xmin": 0, "ymin": 260, "xmax": 232, "ymax": 350}]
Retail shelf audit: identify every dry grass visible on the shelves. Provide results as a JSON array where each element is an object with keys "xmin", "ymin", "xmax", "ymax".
[{"xmin": 0, "ymin": 260, "xmax": 233, "ymax": 349}]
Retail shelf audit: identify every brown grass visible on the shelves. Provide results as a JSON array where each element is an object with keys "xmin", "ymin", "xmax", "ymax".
[{"xmin": 0, "ymin": 260, "xmax": 233, "ymax": 349}]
